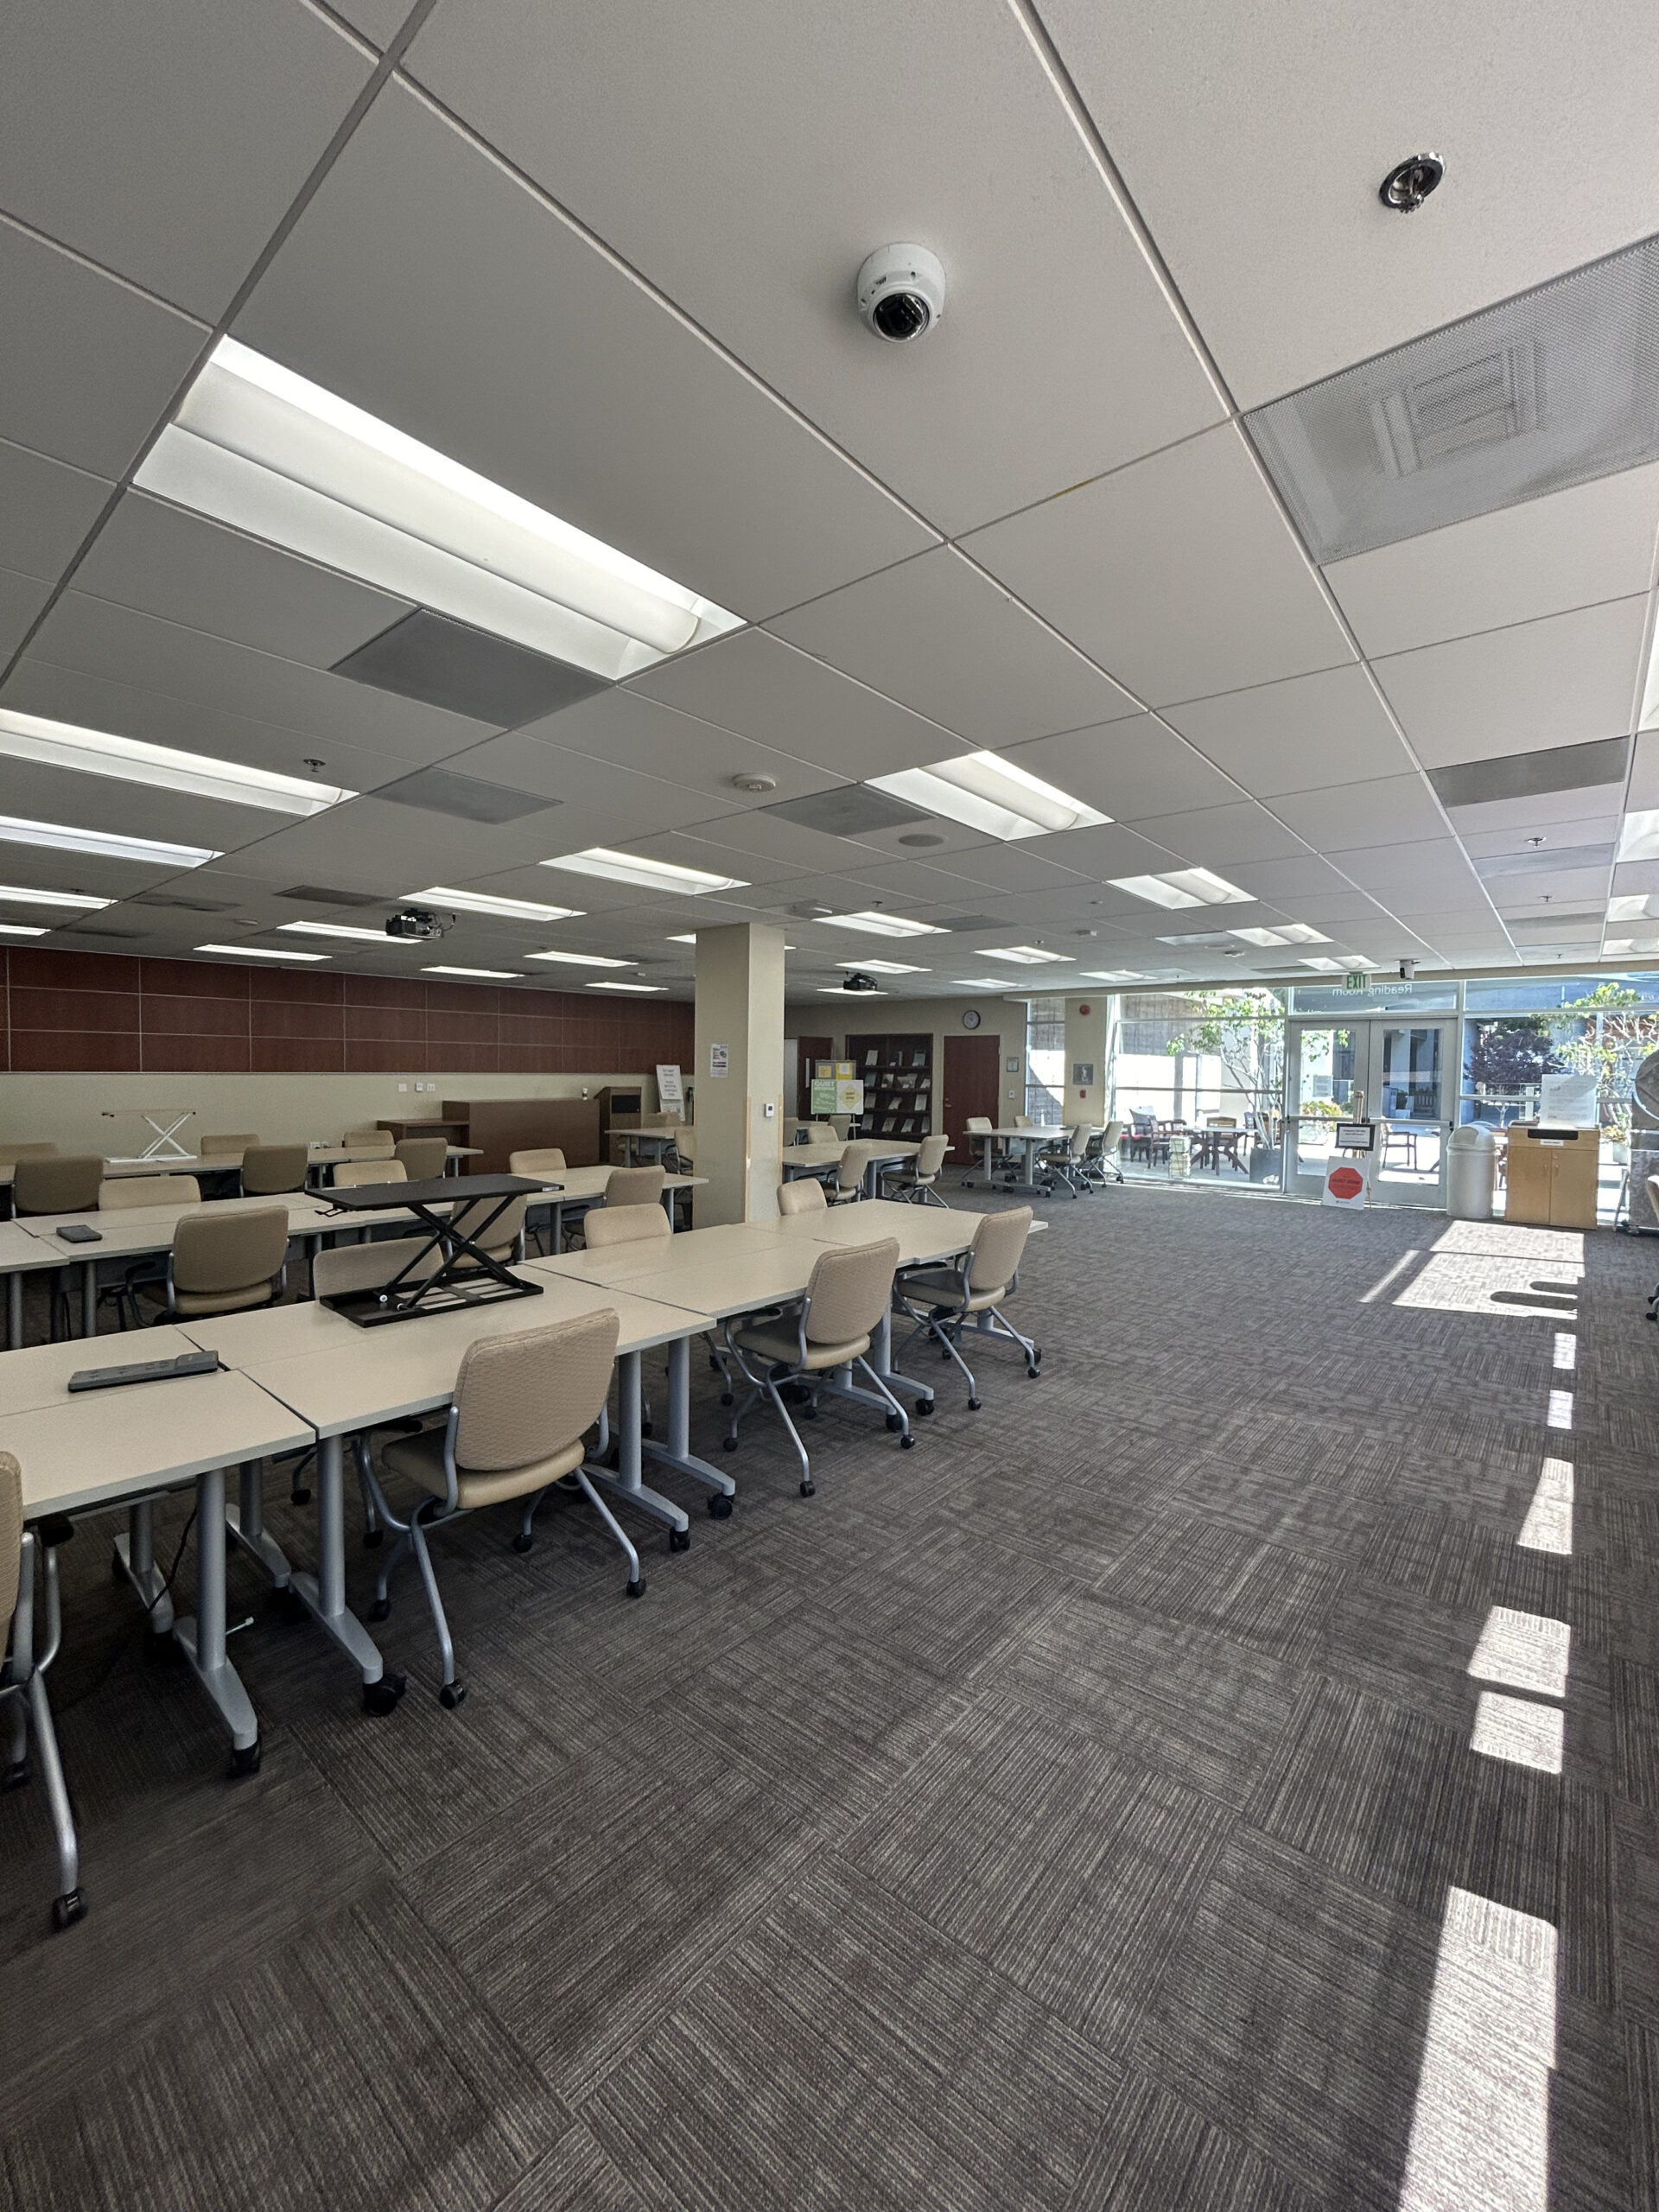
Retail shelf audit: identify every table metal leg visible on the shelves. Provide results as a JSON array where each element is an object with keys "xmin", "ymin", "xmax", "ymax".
[
  {"xmin": 7, "ymin": 1270, "xmax": 20, "ymax": 1351},
  {"xmin": 111, "ymin": 1496, "xmax": 173, "ymax": 1634},
  {"xmin": 586, "ymin": 1349, "xmax": 691, "ymax": 1536},
  {"xmin": 80, "ymin": 1259, "xmax": 97, "ymax": 1338},
  {"xmin": 863, "ymin": 1307, "xmax": 934, "ymax": 1411},
  {"xmin": 286, "ymin": 1435, "xmax": 401, "ymax": 1704},
  {"xmin": 224, "ymin": 1459, "xmax": 295, "ymax": 1587},
  {"xmin": 640, "ymin": 1334, "xmax": 734, "ymax": 1514},
  {"xmin": 550, "ymin": 1201, "xmax": 563, "ymax": 1256},
  {"xmin": 171, "ymin": 1466, "xmax": 262, "ymax": 1765}
]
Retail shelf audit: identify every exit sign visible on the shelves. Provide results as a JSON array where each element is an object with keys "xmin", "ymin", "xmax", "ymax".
[{"xmin": 1343, "ymin": 971, "xmax": 1370, "ymax": 991}]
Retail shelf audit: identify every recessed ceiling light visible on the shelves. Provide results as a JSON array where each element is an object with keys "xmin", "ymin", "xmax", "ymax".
[
  {"xmin": 279, "ymin": 919, "xmax": 398, "ymax": 944},
  {"xmin": 0, "ymin": 707, "xmax": 353, "ymax": 816},
  {"xmin": 410, "ymin": 886, "xmax": 582, "ymax": 923},
  {"xmin": 424, "ymin": 964, "xmax": 522, "ymax": 980},
  {"xmin": 867, "ymin": 751, "xmax": 1110, "ymax": 842},
  {"xmin": 949, "ymin": 977, "xmax": 1014, "ymax": 990},
  {"xmin": 587, "ymin": 980, "xmax": 665, "ymax": 992},
  {"xmin": 818, "ymin": 911, "xmax": 943, "ymax": 938},
  {"xmin": 141, "ymin": 337, "xmax": 741, "ymax": 681},
  {"xmin": 525, "ymin": 948, "xmax": 637, "ymax": 969},
  {"xmin": 1618, "ymin": 811, "xmax": 1659, "ymax": 862},
  {"xmin": 1109, "ymin": 868, "xmax": 1251, "ymax": 909},
  {"xmin": 665, "ymin": 932, "xmax": 698, "ymax": 944},
  {"xmin": 195, "ymin": 942, "xmax": 327, "ymax": 962},
  {"xmin": 980, "ymin": 945, "xmax": 1075, "ymax": 965},
  {"xmin": 1609, "ymin": 893, "xmax": 1657, "ymax": 922},
  {"xmin": 0, "ymin": 884, "xmax": 111, "ymax": 909},
  {"xmin": 819, "ymin": 983, "xmax": 887, "ymax": 995},
  {"xmin": 542, "ymin": 848, "xmax": 747, "ymax": 894},
  {"xmin": 1228, "ymin": 926, "xmax": 1288, "ymax": 947},
  {"xmin": 1273, "ymin": 922, "xmax": 1332, "ymax": 944},
  {"xmin": 0, "ymin": 924, "xmax": 48, "ymax": 938},
  {"xmin": 1299, "ymin": 956, "xmax": 1345, "ymax": 971},
  {"xmin": 836, "ymin": 957, "xmax": 928, "ymax": 975},
  {"xmin": 0, "ymin": 817, "xmax": 220, "ymax": 868},
  {"xmin": 1078, "ymin": 969, "xmax": 1145, "ymax": 983}
]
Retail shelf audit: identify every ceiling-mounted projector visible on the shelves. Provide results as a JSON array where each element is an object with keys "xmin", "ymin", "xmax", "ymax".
[
  {"xmin": 841, "ymin": 970, "xmax": 880, "ymax": 993},
  {"xmin": 385, "ymin": 907, "xmax": 446, "ymax": 942}
]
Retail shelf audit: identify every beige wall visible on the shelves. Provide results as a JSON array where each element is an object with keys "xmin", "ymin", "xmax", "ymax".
[
  {"xmin": 786, "ymin": 995, "xmax": 1031, "ymax": 1135},
  {"xmin": 0, "ymin": 1066, "xmax": 662, "ymax": 1155},
  {"xmin": 696, "ymin": 922, "xmax": 786, "ymax": 1224}
]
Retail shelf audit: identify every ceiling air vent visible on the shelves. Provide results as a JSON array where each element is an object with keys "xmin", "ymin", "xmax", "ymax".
[
  {"xmin": 129, "ymin": 891, "xmax": 237, "ymax": 913},
  {"xmin": 333, "ymin": 609, "xmax": 609, "ymax": 727},
  {"xmin": 1427, "ymin": 735, "xmax": 1629, "ymax": 810},
  {"xmin": 278, "ymin": 884, "xmax": 384, "ymax": 906},
  {"xmin": 762, "ymin": 786, "xmax": 930, "ymax": 837},
  {"xmin": 1369, "ymin": 345, "xmax": 1539, "ymax": 477},
  {"xmin": 373, "ymin": 768, "xmax": 559, "ymax": 823}
]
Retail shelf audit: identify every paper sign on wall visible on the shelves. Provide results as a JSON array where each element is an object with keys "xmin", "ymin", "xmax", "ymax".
[
  {"xmin": 1539, "ymin": 1071, "xmax": 1598, "ymax": 1127},
  {"xmin": 708, "ymin": 1044, "xmax": 729, "ymax": 1078},
  {"xmin": 656, "ymin": 1064, "xmax": 683, "ymax": 1110}
]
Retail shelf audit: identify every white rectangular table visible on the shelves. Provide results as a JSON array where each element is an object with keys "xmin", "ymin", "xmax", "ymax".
[
  {"xmin": 972, "ymin": 1127, "xmax": 1065, "ymax": 1196},
  {"xmin": 518, "ymin": 1165, "xmax": 703, "ymax": 1252},
  {"xmin": 781, "ymin": 1141, "xmax": 919, "ymax": 1198}
]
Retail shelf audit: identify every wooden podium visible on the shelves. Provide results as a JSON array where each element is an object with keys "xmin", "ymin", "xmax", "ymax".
[{"xmin": 1504, "ymin": 1124, "xmax": 1599, "ymax": 1229}]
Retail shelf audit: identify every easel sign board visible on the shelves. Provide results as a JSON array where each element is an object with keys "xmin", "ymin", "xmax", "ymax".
[
  {"xmin": 1322, "ymin": 1156, "xmax": 1371, "ymax": 1207},
  {"xmin": 1333, "ymin": 1122, "xmax": 1376, "ymax": 1151},
  {"xmin": 656, "ymin": 1065, "xmax": 683, "ymax": 1113}
]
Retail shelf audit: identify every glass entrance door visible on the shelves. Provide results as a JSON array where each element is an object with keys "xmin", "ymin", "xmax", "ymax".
[{"xmin": 1286, "ymin": 1018, "xmax": 1453, "ymax": 1205}]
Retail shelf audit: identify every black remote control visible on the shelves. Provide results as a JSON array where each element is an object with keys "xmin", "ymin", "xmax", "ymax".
[{"xmin": 67, "ymin": 1351, "xmax": 222, "ymax": 1392}]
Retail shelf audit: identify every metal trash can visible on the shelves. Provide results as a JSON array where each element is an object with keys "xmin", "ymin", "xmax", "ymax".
[{"xmin": 1446, "ymin": 1122, "xmax": 1498, "ymax": 1221}]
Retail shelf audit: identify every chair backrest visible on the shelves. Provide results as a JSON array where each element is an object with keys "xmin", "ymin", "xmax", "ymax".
[
  {"xmin": 964, "ymin": 1116, "xmax": 992, "ymax": 1135},
  {"xmin": 509, "ymin": 1147, "xmax": 566, "ymax": 1178},
  {"xmin": 13, "ymin": 1154, "xmax": 103, "ymax": 1215},
  {"xmin": 584, "ymin": 1201, "xmax": 672, "ymax": 1249},
  {"xmin": 969, "ymin": 1206, "xmax": 1033, "ymax": 1297},
  {"xmin": 1014, "ymin": 1115, "xmax": 1034, "ymax": 1129},
  {"xmin": 836, "ymin": 1141, "xmax": 879, "ymax": 1192},
  {"xmin": 395, "ymin": 1137, "xmax": 450, "ymax": 1179},
  {"xmin": 607, "ymin": 1165, "xmax": 664, "ymax": 1208},
  {"xmin": 343, "ymin": 1127, "xmax": 395, "ymax": 1151},
  {"xmin": 333, "ymin": 1159, "xmax": 408, "ymax": 1189},
  {"xmin": 1067, "ymin": 1124, "xmax": 1089, "ymax": 1159},
  {"xmin": 914, "ymin": 1134, "xmax": 950, "ymax": 1180},
  {"xmin": 240, "ymin": 1143, "xmax": 308, "ymax": 1195},
  {"xmin": 452, "ymin": 1307, "xmax": 620, "ymax": 1473},
  {"xmin": 804, "ymin": 1237, "xmax": 899, "ymax": 1344},
  {"xmin": 172, "ymin": 1205, "xmax": 289, "ymax": 1298},
  {"xmin": 1102, "ymin": 1119, "xmax": 1125, "ymax": 1153},
  {"xmin": 777, "ymin": 1177, "xmax": 828, "ymax": 1217},
  {"xmin": 448, "ymin": 1192, "xmax": 529, "ymax": 1259},
  {"xmin": 3, "ymin": 1141, "xmax": 56, "ymax": 1160},
  {"xmin": 200, "ymin": 1131, "xmax": 258, "ymax": 1156},
  {"xmin": 99, "ymin": 1174, "xmax": 200, "ymax": 1211},
  {"xmin": 312, "ymin": 1235, "xmax": 439, "ymax": 1299},
  {"xmin": 0, "ymin": 1452, "xmax": 19, "ymax": 1645},
  {"xmin": 798, "ymin": 1123, "xmax": 835, "ymax": 1145}
]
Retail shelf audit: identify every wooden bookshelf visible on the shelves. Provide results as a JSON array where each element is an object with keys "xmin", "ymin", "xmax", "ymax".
[{"xmin": 845, "ymin": 1031, "xmax": 933, "ymax": 1139}]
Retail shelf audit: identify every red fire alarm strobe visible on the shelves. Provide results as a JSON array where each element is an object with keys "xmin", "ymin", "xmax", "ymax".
[{"xmin": 1077, "ymin": 1002, "xmax": 1090, "ymax": 1015}]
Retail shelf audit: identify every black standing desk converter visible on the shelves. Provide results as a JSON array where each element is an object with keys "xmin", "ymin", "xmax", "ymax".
[{"xmin": 318, "ymin": 1173, "xmax": 544, "ymax": 1327}]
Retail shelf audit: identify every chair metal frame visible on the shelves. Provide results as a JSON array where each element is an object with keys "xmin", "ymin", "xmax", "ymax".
[
  {"xmin": 893, "ymin": 1248, "xmax": 1041, "ymax": 1407},
  {"xmin": 721, "ymin": 1284, "xmax": 912, "ymax": 1497},
  {"xmin": 3, "ymin": 1516, "xmax": 83, "ymax": 1929}
]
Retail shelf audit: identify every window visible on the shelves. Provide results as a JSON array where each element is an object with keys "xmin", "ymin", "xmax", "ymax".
[{"xmin": 1025, "ymin": 996, "xmax": 1065, "ymax": 1125}]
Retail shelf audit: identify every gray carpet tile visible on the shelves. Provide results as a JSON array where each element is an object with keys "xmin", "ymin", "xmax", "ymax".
[{"xmin": 3, "ymin": 1179, "xmax": 1658, "ymax": 2208}]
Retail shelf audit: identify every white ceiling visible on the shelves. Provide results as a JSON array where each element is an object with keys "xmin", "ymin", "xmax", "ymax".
[{"xmin": 1, "ymin": 0, "xmax": 1656, "ymax": 1003}]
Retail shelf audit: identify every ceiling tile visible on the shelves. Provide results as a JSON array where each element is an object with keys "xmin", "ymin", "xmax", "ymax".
[
  {"xmin": 1039, "ymin": 0, "xmax": 1659, "ymax": 408},
  {"xmin": 234, "ymin": 84, "xmax": 933, "ymax": 626},
  {"xmin": 0, "ymin": 566, "xmax": 53, "ymax": 662},
  {"xmin": 1373, "ymin": 596, "xmax": 1649, "ymax": 767},
  {"xmin": 1459, "ymin": 818, "xmax": 1618, "ymax": 860},
  {"xmin": 626, "ymin": 630, "xmax": 963, "ymax": 779},
  {"xmin": 1271, "ymin": 773, "xmax": 1446, "ymax": 853},
  {"xmin": 962, "ymin": 424, "xmax": 1353, "ymax": 706},
  {"xmin": 404, "ymin": 0, "xmax": 1222, "ymax": 536},
  {"xmin": 1624, "ymin": 729, "xmax": 1659, "ymax": 811},
  {"xmin": 1446, "ymin": 785, "xmax": 1626, "ymax": 841},
  {"xmin": 1003, "ymin": 822, "xmax": 1181, "ymax": 881},
  {"xmin": 329, "ymin": 0, "xmax": 412, "ymax": 45},
  {"xmin": 0, "ymin": 221, "xmax": 205, "ymax": 477},
  {"xmin": 766, "ymin": 547, "xmax": 1138, "ymax": 743},
  {"xmin": 998, "ymin": 717, "xmax": 1244, "ymax": 821},
  {"xmin": 1122, "ymin": 800, "xmax": 1309, "ymax": 867},
  {"xmin": 513, "ymin": 686, "xmax": 838, "ymax": 808},
  {"xmin": 1160, "ymin": 664, "xmax": 1414, "ymax": 797},
  {"xmin": 0, "ymin": 436, "xmax": 111, "ymax": 582},
  {"xmin": 1336, "ymin": 839, "xmax": 1491, "ymax": 906},
  {"xmin": 1325, "ymin": 464, "xmax": 1659, "ymax": 658}
]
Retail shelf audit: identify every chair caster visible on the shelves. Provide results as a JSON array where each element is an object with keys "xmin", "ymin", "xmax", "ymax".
[
  {"xmin": 626, "ymin": 1576, "xmax": 645, "ymax": 1599},
  {"xmin": 707, "ymin": 1493, "xmax": 733, "ymax": 1518},
  {"xmin": 228, "ymin": 1738, "xmax": 262, "ymax": 1779},
  {"xmin": 369, "ymin": 1597, "xmax": 391, "ymax": 1623},
  {"xmin": 439, "ymin": 1681, "xmax": 466, "ymax": 1710},
  {"xmin": 899, "ymin": 1433, "xmax": 916, "ymax": 1449},
  {"xmin": 723, "ymin": 1435, "xmax": 739, "ymax": 1452},
  {"xmin": 52, "ymin": 1889, "xmax": 86, "ymax": 1932},
  {"xmin": 512, "ymin": 1532, "xmax": 534, "ymax": 1554},
  {"xmin": 1027, "ymin": 1364, "xmax": 1041, "ymax": 1380},
  {"xmin": 799, "ymin": 1480, "xmax": 816, "ymax": 1497},
  {"xmin": 362, "ymin": 1527, "xmax": 385, "ymax": 1548},
  {"xmin": 3, "ymin": 1757, "xmax": 29, "ymax": 1792},
  {"xmin": 968, "ymin": 1396, "xmax": 982, "ymax": 1410},
  {"xmin": 914, "ymin": 1397, "xmax": 934, "ymax": 1415},
  {"xmin": 720, "ymin": 1390, "xmax": 734, "ymax": 1407},
  {"xmin": 289, "ymin": 1485, "xmax": 312, "ymax": 1507},
  {"xmin": 885, "ymin": 1411, "xmax": 904, "ymax": 1433},
  {"xmin": 363, "ymin": 1673, "xmax": 405, "ymax": 1716},
  {"xmin": 801, "ymin": 1404, "xmax": 817, "ymax": 1421},
  {"xmin": 669, "ymin": 1527, "xmax": 691, "ymax": 1553}
]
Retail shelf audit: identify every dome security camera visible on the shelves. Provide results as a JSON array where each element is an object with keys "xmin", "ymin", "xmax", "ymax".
[{"xmin": 856, "ymin": 245, "xmax": 945, "ymax": 343}]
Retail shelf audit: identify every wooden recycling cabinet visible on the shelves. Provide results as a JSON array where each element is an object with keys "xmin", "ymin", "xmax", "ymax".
[{"xmin": 1504, "ymin": 1123, "xmax": 1599, "ymax": 1229}]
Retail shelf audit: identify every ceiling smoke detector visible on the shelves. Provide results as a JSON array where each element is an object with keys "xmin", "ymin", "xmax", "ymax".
[
  {"xmin": 731, "ymin": 772, "xmax": 777, "ymax": 795},
  {"xmin": 1379, "ymin": 154, "xmax": 1445, "ymax": 213}
]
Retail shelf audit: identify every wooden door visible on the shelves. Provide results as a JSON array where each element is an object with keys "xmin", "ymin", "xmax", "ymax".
[
  {"xmin": 943, "ymin": 1034, "xmax": 1000, "ymax": 1164},
  {"xmin": 796, "ymin": 1034, "xmax": 833, "ymax": 1120}
]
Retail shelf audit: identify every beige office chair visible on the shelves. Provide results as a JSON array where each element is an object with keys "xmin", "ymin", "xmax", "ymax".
[
  {"xmin": 395, "ymin": 1137, "xmax": 449, "ymax": 1179},
  {"xmin": 0, "ymin": 1453, "xmax": 83, "ymax": 1930},
  {"xmin": 343, "ymin": 1127, "xmax": 396, "ymax": 1153},
  {"xmin": 99, "ymin": 1174, "xmax": 201, "ymax": 1210},
  {"xmin": 1038, "ymin": 1124, "xmax": 1090, "ymax": 1198},
  {"xmin": 962, "ymin": 1115, "xmax": 995, "ymax": 1188},
  {"xmin": 795, "ymin": 1123, "xmax": 835, "ymax": 1146},
  {"xmin": 893, "ymin": 1205, "xmax": 1039, "ymax": 1406},
  {"xmin": 365, "ymin": 1310, "xmax": 626, "ymax": 1704},
  {"xmin": 308, "ymin": 1238, "xmax": 441, "ymax": 1544},
  {"xmin": 1014, "ymin": 1114, "xmax": 1035, "ymax": 1130},
  {"xmin": 509, "ymin": 1147, "xmax": 566, "ymax": 1178},
  {"xmin": 882, "ymin": 1133, "xmax": 950, "ymax": 1207},
  {"xmin": 13, "ymin": 1155, "xmax": 102, "ymax": 1216},
  {"xmin": 333, "ymin": 1159, "xmax": 407, "ymax": 1189},
  {"xmin": 1083, "ymin": 1120, "xmax": 1125, "ymax": 1188},
  {"xmin": 776, "ymin": 1177, "xmax": 827, "ymax": 1217},
  {"xmin": 606, "ymin": 1165, "xmax": 665, "ymax": 1209},
  {"xmin": 442, "ymin": 1192, "xmax": 530, "ymax": 1269},
  {"xmin": 830, "ymin": 1141, "xmax": 881, "ymax": 1205},
  {"xmin": 723, "ymin": 1236, "xmax": 910, "ymax": 1494},
  {"xmin": 200, "ymin": 1131, "xmax": 258, "ymax": 1157},
  {"xmin": 584, "ymin": 1202, "xmax": 671, "ymax": 1251},
  {"xmin": 139, "ymin": 1206, "xmax": 289, "ymax": 1320},
  {"xmin": 240, "ymin": 1144, "xmax": 308, "ymax": 1196}
]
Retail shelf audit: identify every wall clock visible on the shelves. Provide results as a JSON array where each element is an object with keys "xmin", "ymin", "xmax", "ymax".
[{"xmin": 961, "ymin": 1008, "xmax": 982, "ymax": 1028}]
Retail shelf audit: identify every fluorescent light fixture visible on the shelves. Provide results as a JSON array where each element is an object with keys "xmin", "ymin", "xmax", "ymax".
[
  {"xmin": 279, "ymin": 920, "xmax": 398, "ymax": 944},
  {"xmin": 0, "ymin": 884, "xmax": 111, "ymax": 910},
  {"xmin": 196, "ymin": 942, "xmax": 327, "ymax": 962},
  {"xmin": 0, "ymin": 706, "xmax": 353, "ymax": 816},
  {"xmin": 1274, "ymin": 922, "xmax": 1331, "ymax": 944},
  {"xmin": 1603, "ymin": 937, "xmax": 1659, "ymax": 956},
  {"xmin": 1300, "ymin": 956, "xmax": 1345, "ymax": 970},
  {"xmin": 818, "ymin": 911, "xmax": 943, "ymax": 938},
  {"xmin": 542, "ymin": 848, "xmax": 747, "ymax": 894},
  {"xmin": 867, "ymin": 751, "xmax": 1109, "ymax": 842},
  {"xmin": 1229, "ymin": 926, "xmax": 1288, "ymax": 947},
  {"xmin": 0, "ymin": 924, "xmax": 48, "ymax": 938},
  {"xmin": 820, "ymin": 984, "xmax": 886, "ymax": 995},
  {"xmin": 587, "ymin": 980, "xmax": 664, "ymax": 992},
  {"xmin": 1608, "ymin": 893, "xmax": 1657, "ymax": 922},
  {"xmin": 980, "ymin": 945, "xmax": 1075, "ymax": 965},
  {"xmin": 950, "ymin": 978, "xmax": 1014, "ymax": 990},
  {"xmin": 1109, "ymin": 867, "xmax": 1251, "ymax": 909},
  {"xmin": 526, "ymin": 948, "xmax": 636, "ymax": 969},
  {"xmin": 836, "ymin": 957, "xmax": 927, "ymax": 976},
  {"xmin": 424, "ymin": 964, "xmax": 522, "ymax": 980},
  {"xmin": 141, "ymin": 337, "xmax": 741, "ymax": 681},
  {"xmin": 0, "ymin": 816, "xmax": 219, "ymax": 868},
  {"xmin": 665, "ymin": 932, "xmax": 698, "ymax": 944},
  {"xmin": 410, "ymin": 886, "xmax": 582, "ymax": 923},
  {"xmin": 1078, "ymin": 969, "xmax": 1144, "ymax": 983},
  {"xmin": 1642, "ymin": 619, "xmax": 1659, "ymax": 732},
  {"xmin": 1618, "ymin": 810, "xmax": 1659, "ymax": 862}
]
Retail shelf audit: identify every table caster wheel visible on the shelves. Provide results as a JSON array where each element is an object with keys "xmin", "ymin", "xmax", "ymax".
[
  {"xmin": 914, "ymin": 1397, "xmax": 934, "ymax": 1415},
  {"xmin": 669, "ymin": 1527, "xmax": 691, "ymax": 1553},
  {"xmin": 626, "ymin": 1576, "xmax": 645, "ymax": 1599},
  {"xmin": 512, "ymin": 1532, "xmax": 534, "ymax": 1554},
  {"xmin": 885, "ymin": 1412, "xmax": 903, "ymax": 1433},
  {"xmin": 52, "ymin": 1889, "xmax": 86, "ymax": 1932},
  {"xmin": 899, "ymin": 1433, "xmax": 916, "ymax": 1449},
  {"xmin": 228, "ymin": 1738, "xmax": 262, "ymax": 1779},
  {"xmin": 363, "ymin": 1527, "xmax": 385, "ymax": 1548},
  {"xmin": 968, "ymin": 1396, "xmax": 982, "ymax": 1411},
  {"xmin": 439, "ymin": 1681, "xmax": 466, "ymax": 1710},
  {"xmin": 707, "ymin": 1493, "xmax": 734, "ymax": 1518},
  {"xmin": 362, "ymin": 1672, "xmax": 405, "ymax": 1715},
  {"xmin": 799, "ymin": 1480, "xmax": 815, "ymax": 1497}
]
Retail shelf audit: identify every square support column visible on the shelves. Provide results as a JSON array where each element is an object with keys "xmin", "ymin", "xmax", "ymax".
[
  {"xmin": 694, "ymin": 923, "xmax": 786, "ymax": 1225},
  {"xmin": 1064, "ymin": 995, "xmax": 1110, "ymax": 1127}
]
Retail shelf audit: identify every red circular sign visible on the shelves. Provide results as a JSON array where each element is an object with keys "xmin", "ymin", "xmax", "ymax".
[{"xmin": 1328, "ymin": 1165, "xmax": 1364, "ymax": 1200}]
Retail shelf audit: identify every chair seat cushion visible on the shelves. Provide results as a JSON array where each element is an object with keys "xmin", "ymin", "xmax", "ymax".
[
  {"xmin": 900, "ymin": 1267, "xmax": 1007, "ymax": 1311},
  {"xmin": 381, "ymin": 1424, "xmax": 588, "ymax": 1509},
  {"xmin": 735, "ymin": 1323, "xmax": 871, "ymax": 1370},
  {"xmin": 140, "ymin": 1280, "xmax": 276, "ymax": 1318}
]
